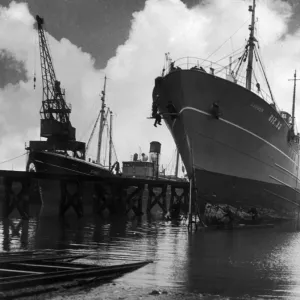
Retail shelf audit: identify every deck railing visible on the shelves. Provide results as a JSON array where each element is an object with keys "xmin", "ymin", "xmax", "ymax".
[{"xmin": 164, "ymin": 56, "xmax": 276, "ymax": 108}]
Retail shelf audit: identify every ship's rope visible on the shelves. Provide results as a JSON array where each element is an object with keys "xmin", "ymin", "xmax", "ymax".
[
  {"xmin": 213, "ymin": 46, "xmax": 244, "ymax": 65},
  {"xmin": 104, "ymin": 114, "xmax": 119, "ymax": 167},
  {"xmin": 102, "ymin": 120, "xmax": 109, "ymax": 166},
  {"xmin": 254, "ymin": 47, "xmax": 277, "ymax": 106},
  {"xmin": 111, "ymin": 142, "xmax": 118, "ymax": 164},
  {"xmin": 204, "ymin": 47, "xmax": 244, "ymax": 75},
  {"xmin": 201, "ymin": 17, "xmax": 250, "ymax": 64},
  {"xmin": 232, "ymin": 46, "xmax": 248, "ymax": 78},
  {"xmin": 85, "ymin": 106, "xmax": 106, "ymax": 156},
  {"xmin": 214, "ymin": 55, "xmax": 242, "ymax": 76},
  {"xmin": 165, "ymin": 148, "xmax": 176, "ymax": 175},
  {"xmin": 235, "ymin": 61, "xmax": 247, "ymax": 83},
  {"xmin": 33, "ymin": 29, "xmax": 37, "ymax": 90},
  {"xmin": 78, "ymin": 97, "xmax": 100, "ymax": 142},
  {"xmin": 0, "ymin": 153, "xmax": 27, "ymax": 165}
]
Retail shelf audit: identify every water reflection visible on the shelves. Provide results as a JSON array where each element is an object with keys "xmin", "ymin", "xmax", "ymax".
[{"xmin": 1, "ymin": 214, "xmax": 300, "ymax": 298}]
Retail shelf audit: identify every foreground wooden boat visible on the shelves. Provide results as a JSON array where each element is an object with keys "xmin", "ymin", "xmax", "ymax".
[{"xmin": 0, "ymin": 251, "xmax": 152, "ymax": 297}]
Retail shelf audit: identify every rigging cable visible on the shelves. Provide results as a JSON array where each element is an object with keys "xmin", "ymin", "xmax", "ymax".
[
  {"xmin": 254, "ymin": 47, "xmax": 277, "ymax": 106},
  {"xmin": 0, "ymin": 153, "xmax": 27, "ymax": 165},
  {"xmin": 85, "ymin": 110, "xmax": 101, "ymax": 154},
  {"xmin": 201, "ymin": 17, "xmax": 250, "ymax": 64},
  {"xmin": 214, "ymin": 56, "xmax": 241, "ymax": 76},
  {"xmin": 214, "ymin": 46, "xmax": 245, "ymax": 64},
  {"xmin": 203, "ymin": 47, "xmax": 244, "ymax": 74},
  {"xmin": 33, "ymin": 30, "xmax": 37, "ymax": 89},
  {"xmin": 111, "ymin": 142, "xmax": 118, "ymax": 164},
  {"xmin": 232, "ymin": 41, "xmax": 250, "ymax": 79},
  {"xmin": 78, "ymin": 97, "xmax": 102, "ymax": 142},
  {"xmin": 167, "ymin": 149, "xmax": 176, "ymax": 173},
  {"xmin": 103, "ymin": 119, "xmax": 109, "ymax": 166}
]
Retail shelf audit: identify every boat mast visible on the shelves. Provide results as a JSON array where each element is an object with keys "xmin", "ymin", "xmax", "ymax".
[
  {"xmin": 289, "ymin": 70, "xmax": 300, "ymax": 132},
  {"xmin": 175, "ymin": 148, "xmax": 179, "ymax": 178},
  {"xmin": 246, "ymin": 0, "xmax": 256, "ymax": 91},
  {"xmin": 109, "ymin": 110, "xmax": 113, "ymax": 170},
  {"xmin": 96, "ymin": 76, "xmax": 107, "ymax": 164}
]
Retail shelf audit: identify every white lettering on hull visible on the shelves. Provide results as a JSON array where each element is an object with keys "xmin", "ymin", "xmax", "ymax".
[
  {"xmin": 268, "ymin": 114, "xmax": 282, "ymax": 130},
  {"xmin": 251, "ymin": 103, "xmax": 264, "ymax": 112}
]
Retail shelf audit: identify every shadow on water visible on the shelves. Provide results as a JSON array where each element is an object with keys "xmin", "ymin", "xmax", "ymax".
[{"xmin": 2, "ymin": 208, "xmax": 300, "ymax": 298}]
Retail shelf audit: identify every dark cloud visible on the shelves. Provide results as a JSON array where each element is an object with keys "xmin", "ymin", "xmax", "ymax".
[
  {"xmin": 0, "ymin": 0, "xmax": 146, "ymax": 69},
  {"xmin": 0, "ymin": 50, "xmax": 27, "ymax": 88},
  {"xmin": 0, "ymin": 0, "xmax": 300, "ymax": 171},
  {"xmin": 0, "ymin": 0, "xmax": 298, "ymax": 69}
]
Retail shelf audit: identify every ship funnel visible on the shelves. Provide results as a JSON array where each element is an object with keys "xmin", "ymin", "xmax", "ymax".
[
  {"xmin": 149, "ymin": 141, "xmax": 161, "ymax": 179},
  {"xmin": 149, "ymin": 141, "xmax": 161, "ymax": 154}
]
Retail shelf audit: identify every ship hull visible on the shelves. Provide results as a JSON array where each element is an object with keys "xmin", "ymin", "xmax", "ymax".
[
  {"xmin": 27, "ymin": 151, "xmax": 114, "ymax": 177},
  {"xmin": 154, "ymin": 69, "xmax": 300, "ymax": 213},
  {"xmin": 195, "ymin": 168, "xmax": 298, "ymax": 213}
]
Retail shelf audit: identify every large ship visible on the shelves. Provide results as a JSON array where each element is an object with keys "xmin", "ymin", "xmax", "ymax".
[
  {"xmin": 152, "ymin": 0, "xmax": 300, "ymax": 213},
  {"xmin": 26, "ymin": 15, "xmax": 119, "ymax": 177}
]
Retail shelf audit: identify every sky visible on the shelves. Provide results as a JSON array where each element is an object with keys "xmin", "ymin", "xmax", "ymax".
[{"xmin": 0, "ymin": 0, "xmax": 300, "ymax": 174}]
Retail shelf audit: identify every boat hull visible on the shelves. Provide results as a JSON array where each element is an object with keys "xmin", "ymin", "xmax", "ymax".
[
  {"xmin": 27, "ymin": 150, "xmax": 113, "ymax": 177},
  {"xmin": 154, "ymin": 69, "xmax": 300, "ymax": 213}
]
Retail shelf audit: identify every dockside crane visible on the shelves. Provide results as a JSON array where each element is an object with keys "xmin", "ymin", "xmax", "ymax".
[
  {"xmin": 36, "ymin": 15, "xmax": 75, "ymax": 142},
  {"xmin": 26, "ymin": 15, "xmax": 86, "ymax": 159}
]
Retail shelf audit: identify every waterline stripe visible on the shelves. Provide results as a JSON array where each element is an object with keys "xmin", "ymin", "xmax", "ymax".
[
  {"xmin": 269, "ymin": 175, "xmax": 300, "ymax": 196},
  {"xmin": 275, "ymin": 163, "xmax": 298, "ymax": 179},
  {"xmin": 264, "ymin": 189, "xmax": 299, "ymax": 207},
  {"xmin": 179, "ymin": 107, "xmax": 297, "ymax": 166},
  {"xmin": 269, "ymin": 175, "xmax": 292, "ymax": 188}
]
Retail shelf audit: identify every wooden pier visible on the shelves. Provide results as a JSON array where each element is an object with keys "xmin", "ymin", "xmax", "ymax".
[{"xmin": 0, "ymin": 170, "xmax": 190, "ymax": 219}]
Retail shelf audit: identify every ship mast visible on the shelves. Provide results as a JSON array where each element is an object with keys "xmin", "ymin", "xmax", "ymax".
[
  {"xmin": 109, "ymin": 110, "xmax": 113, "ymax": 170},
  {"xmin": 245, "ymin": 0, "xmax": 256, "ymax": 91},
  {"xmin": 96, "ymin": 76, "xmax": 107, "ymax": 164},
  {"xmin": 175, "ymin": 148, "xmax": 179, "ymax": 178},
  {"xmin": 289, "ymin": 70, "xmax": 300, "ymax": 133}
]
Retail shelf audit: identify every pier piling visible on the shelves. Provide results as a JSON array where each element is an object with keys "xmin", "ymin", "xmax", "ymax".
[
  {"xmin": 125, "ymin": 184, "xmax": 144, "ymax": 216},
  {"xmin": 169, "ymin": 185, "xmax": 189, "ymax": 212},
  {"xmin": 147, "ymin": 183, "xmax": 167, "ymax": 214},
  {"xmin": 0, "ymin": 170, "xmax": 190, "ymax": 218},
  {"xmin": 59, "ymin": 180, "xmax": 83, "ymax": 218},
  {"xmin": 3, "ymin": 178, "xmax": 31, "ymax": 220}
]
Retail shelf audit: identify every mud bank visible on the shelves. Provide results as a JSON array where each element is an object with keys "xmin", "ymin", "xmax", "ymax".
[{"xmin": 12, "ymin": 282, "xmax": 234, "ymax": 300}]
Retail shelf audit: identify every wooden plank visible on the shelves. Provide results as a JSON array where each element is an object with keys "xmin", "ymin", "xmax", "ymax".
[
  {"xmin": 0, "ymin": 254, "xmax": 88, "ymax": 264},
  {"xmin": 13, "ymin": 262, "xmax": 83, "ymax": 270},
  {"xmin": 0, "ymin": 268, "xmax": 44, "ymax": 274},
  {"xmin": 0, "ymin": 249, "xmax": 68, "ymax": 256},
  {"xmin": 37, "ymin": 260, "xmax": 92, "ymax": 269},
  {"xmin": 1, "ymin": 271, "xmax": 147, "ymax": 299}
]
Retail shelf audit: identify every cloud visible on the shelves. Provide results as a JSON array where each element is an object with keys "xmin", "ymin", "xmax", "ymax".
[{"xmin": 0, "ymin": 0, "xmax": 299, "ymax": 175}]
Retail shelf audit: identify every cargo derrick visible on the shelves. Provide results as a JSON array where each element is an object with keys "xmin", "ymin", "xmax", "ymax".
[{"xmin": 26, "ymin": 15, "xmax": 85, "ymax": 160}]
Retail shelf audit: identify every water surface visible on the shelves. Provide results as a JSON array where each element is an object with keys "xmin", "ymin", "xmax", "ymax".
[{"xmin": 1, "ymin": 210, "xmax": 300, "ymax": 299}]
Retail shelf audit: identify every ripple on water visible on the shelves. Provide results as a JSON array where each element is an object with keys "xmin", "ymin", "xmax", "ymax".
[{"xmin": 1, "ymin": 215, "xmax": 300, "ymax": 298}]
